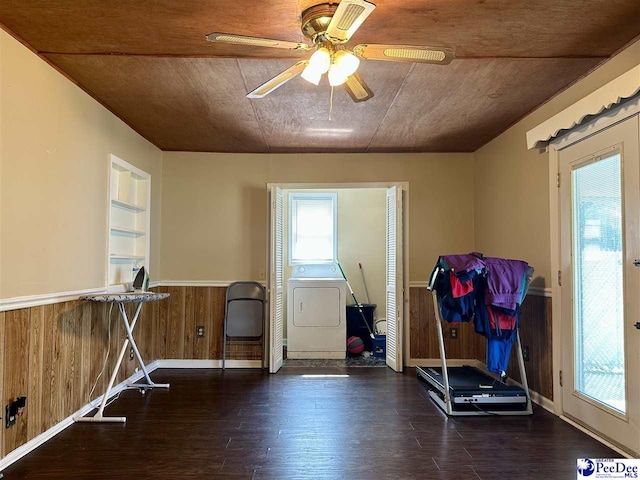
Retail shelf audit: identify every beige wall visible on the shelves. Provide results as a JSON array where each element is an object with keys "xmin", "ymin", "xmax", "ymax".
[
  {"xmin": 0, "ymin": 30, "xmax": 163, "ymax": 299},
  {"xmin": 474, "ymin": 39, "xmax": 640, "ymax": 287},
  {"xmin": 333, "ymin": 188, "xmax": 386, "ymax": 313},
  {"xmin": 160, "ymin": 152, "xmax": 475, "ymax": 284}
]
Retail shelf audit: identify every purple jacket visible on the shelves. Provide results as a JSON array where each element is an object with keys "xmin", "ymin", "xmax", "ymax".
[
  {"xmin": 483, "ymin": 257, "xmax": 529, "ymax": 311},
  {"xmin": 440, "ymin": 253, "xmax": 485, "ymax": 273}
]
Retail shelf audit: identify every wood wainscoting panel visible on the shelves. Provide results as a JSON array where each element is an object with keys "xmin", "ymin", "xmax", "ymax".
[
  {"xmin": 147, "ymin": 285, "xmax": 259, "ymax": 361},
  {"xmin": 211, "ymin": 287, "xmax": 227, "ymax": 359},
  {"xmin": 153, "ymin": 285, "xmax": 246, "ymax": 360},
  {"xmin": 409, "ymin": 287, "xmax": 484, "ymax": 360},
  {"xmin": 183, "ymin": 286, "xmax": 196, "ymax": 359},
  {"xmin": 0, "ymin": 296, "xmax": 160, "ymax": 458},
  {"xmin": 193, "ymin": 287, "xmax": 213, "ymax": 359},
  {"xmin": 26, "ymin": 306, "xmax": 45, "ymax": 441},
  {"xmin": 154, "ymin": 287, "xmax": 171, "ymax": 359},
  {"xmin": 0, "ymin": 312, "xmax": 5, "ymax": 457},
  {"xmin": 88, "ymin": 301, "xmax": 109, "ymax": 409},
  {"xmin": 137, "ymin": 299, "xmax": 157, "ymax": 372},
  {"xmin": 505, "ymin": 294, "xmax": 553, "ymax": 400},
  {"xmin": 3, "ymin": 308, "xmax": 30, "ymax": 455},
  {"xmin": 166, "ymin": 286, "xmax": 186, "ymax": 359}
]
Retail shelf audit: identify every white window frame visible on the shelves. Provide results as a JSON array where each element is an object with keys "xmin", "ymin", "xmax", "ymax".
[{"xmin": 288, "ymin": 192, "xmax": 337, "ymax": 265}]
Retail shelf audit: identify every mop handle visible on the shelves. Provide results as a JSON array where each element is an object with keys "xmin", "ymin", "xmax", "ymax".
[
  {"xmin": 358, "ymin": 263, "xmax": 371, "ymax": 304},
  {"xmin": 337, "ymin": 262, "xmax": 375, "ymax": 338}
]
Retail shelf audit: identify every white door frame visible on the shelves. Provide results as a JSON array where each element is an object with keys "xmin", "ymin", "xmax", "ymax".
[
  {"xmin": 548, "ymin": 97, "xmax": 640, "ymax": 446},
  {"xmin": 265, "ymin": 182, "xmax": 410, "ymax": 372},
  {"xmin": 549, "ymin": 97, "xmax": 640, "ymax": 414}
]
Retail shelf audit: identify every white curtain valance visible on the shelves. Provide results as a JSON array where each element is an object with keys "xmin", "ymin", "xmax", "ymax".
[{"xmin": 526, "ymin": 65, "xmax": 640, "ymax": 149}]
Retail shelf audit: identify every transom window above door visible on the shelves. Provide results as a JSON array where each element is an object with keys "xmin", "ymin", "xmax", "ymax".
[{"xmin": 289, "ymin": 193, "xmax": 337, "ymax": 265}]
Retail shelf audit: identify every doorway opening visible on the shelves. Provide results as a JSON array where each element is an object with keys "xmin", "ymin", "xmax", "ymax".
[{"xmin": 267, "ymin": 183, "xmax": 408, "ymax": 374}]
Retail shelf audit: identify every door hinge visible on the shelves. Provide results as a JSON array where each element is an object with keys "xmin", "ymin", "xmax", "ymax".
[
  {"xmin": 558, "ymin": 270, "xmax": 562, "ymax": 287},
  {"xmin": 559, "ymin": 370, "xmax": 563, "ymax": 387},
  {"xmin": 557, "ymin": 172, "xmax": 561, "ymax": 188}
]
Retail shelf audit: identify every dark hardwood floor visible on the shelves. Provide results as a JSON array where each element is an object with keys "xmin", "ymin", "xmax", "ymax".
[{"xmin": 3, "ymin": 367, "xmax": 618, "ymax": 479}]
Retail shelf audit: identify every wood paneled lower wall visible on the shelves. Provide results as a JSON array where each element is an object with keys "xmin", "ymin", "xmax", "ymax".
[
  {"xmin": 0, "ymin": 286, "xmax": 259, "ymax": 460},
  {"xmin": 0, "ymin": 300, "xmax": 156, "ymax": 459},
  {"xmin": 151, "ymin": 286, "xmax": 262, "ymax": 361},
  {"xmin": 409, "ymin": 287, "xmax": 553, "ymax": 400},
  {"xmin": 1, "ymin": 285, "xmax": 548, "ymax": 460}
]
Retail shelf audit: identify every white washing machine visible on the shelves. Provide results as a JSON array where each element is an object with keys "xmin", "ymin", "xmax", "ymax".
[{"xmin": 287, "ymin": 277, "xmax": 347, "ymax": 359}]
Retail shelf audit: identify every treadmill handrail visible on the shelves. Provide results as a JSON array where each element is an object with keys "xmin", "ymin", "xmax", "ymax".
[{"xmin": 432, "ymin": 290, "xmax": 453, "ymax": 415}]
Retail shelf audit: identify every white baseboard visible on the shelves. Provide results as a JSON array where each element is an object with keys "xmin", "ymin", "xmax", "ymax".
[
  {"xmin": 156, "ymin": 359, "xmax": 262, "ymax": 369},
  {"xmin": 527, "ymin": 388, "xmax": 555, "ymax": 412},
  {"xmin": 527, "ymin": 286, "xmax": 552, "ymax": 297}
]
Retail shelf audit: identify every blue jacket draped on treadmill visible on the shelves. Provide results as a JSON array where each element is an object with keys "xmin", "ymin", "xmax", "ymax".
[{"xmin": 428, "ymin": 253, "xmax": 534, "ymax": 376}]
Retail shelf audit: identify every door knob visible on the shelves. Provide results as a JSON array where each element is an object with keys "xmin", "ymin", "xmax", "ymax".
[
  {"xmin": 635, "ymin": 322, "xmax": 640, "ymax": 330},
  {"xmin": 634, "ymin": 259, "xmax": 640, "ymax": 267}
]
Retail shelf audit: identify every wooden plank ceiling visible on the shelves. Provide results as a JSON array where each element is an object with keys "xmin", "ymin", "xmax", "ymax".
[{"xmin": 1, "ymin": 0, "xmax": 639, "ymax": 153}]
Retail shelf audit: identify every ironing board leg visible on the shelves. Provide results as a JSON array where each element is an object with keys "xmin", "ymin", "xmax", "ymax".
[
  {"xmin": 120, "ymin": 303, "xmax": 169, "ymax": 390},
  {"xmin": 76, "ymin": 301, "xmax": 168, "ymax": 423}
]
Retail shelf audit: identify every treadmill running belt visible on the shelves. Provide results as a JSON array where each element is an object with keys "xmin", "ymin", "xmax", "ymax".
[{"xmin": 418, "ymin": 365, "xmax": 527, "ymax": 399}]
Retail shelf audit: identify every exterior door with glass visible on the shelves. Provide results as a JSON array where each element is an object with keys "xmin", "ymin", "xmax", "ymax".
[{"xmin": 559, "ymin": 115, "xmax": 640, "ymax": 455}]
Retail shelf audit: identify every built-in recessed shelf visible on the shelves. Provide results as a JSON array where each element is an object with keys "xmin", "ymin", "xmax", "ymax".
[
  {"xmin": 108, "ymin": 154, "xmax": 151, "ymax": 288},
  {"xmin": 110, "ymin": 254, "xmax": 146, "ymax": 261},
  {"xmin": 111, "ymin": 198, "xmax": 146, "ymax": 212},
  {"xmin": 110, "ymin": 226, "xmax": 146, "ymax": 236}
]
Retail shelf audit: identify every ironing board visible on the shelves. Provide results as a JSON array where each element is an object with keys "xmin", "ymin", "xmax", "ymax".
[{"xmin": 76, "ymin": 292, "xmax": 170, "ymax": 423}]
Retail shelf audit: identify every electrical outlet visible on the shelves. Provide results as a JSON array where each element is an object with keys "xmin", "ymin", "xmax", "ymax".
[
  {"xmin": 196, "ymin": 325, "xmax": 205, "ymax": 338},
  {"xmin": 129, "ymin": 347, "xmax": 134, "ymax": 361},
  {"xmin": 5, "ymin": 397, "xmax": 27, "ymax": 428},
  {"xmin": 523, "ymin": 346, "xmax": 530, "ymax": 361},
  {"xmin": 449, "ymin": 327, "xmax": 458, "ymax": 339}
]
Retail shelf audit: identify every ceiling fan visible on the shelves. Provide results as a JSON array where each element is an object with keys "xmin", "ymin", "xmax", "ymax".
[{"xmin": 206, "ymin": 0, "xmax": 454, "ymax": 103}]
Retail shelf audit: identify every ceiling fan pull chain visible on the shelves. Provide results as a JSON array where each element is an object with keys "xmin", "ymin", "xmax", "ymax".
[{"xmin": 329, "ymin": 85, "xmax": 334, "ymax": 121}]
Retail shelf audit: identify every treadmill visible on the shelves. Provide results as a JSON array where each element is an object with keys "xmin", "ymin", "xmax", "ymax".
[{"xmin": 416, "ymin": 266, "xmax": 533, "ymax": 416}]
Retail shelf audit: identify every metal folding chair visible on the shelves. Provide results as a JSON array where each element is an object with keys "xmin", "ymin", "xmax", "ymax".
[{"xmin": 223, "ymin": 281, "xmax": 265, "ymax": 369}]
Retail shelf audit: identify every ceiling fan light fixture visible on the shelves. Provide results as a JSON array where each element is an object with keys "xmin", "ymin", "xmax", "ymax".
[
  {"xmin": 333, "ymin": 50, "xmax": 360, "ymax": 77},
  {"xmin": 327, "ymin": 50, "xmax": 360, "ymax": 86},
  {"xmin": 327, "ymin": 66, "xmax": 348, "ymax": 87},
  {"xmin": 301, "ymin": 65, "xmax": 323, "ymax": 85},
  {"xmin": 308, "ymin": 47, "xmax": 331, "ymax": 73},
  {"xmin": 301, "ymin": 48, "xmax": 330, "ymax": 85}
]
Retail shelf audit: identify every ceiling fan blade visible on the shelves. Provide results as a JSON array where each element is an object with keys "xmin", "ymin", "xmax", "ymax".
[
  {"xmin": 353, "ymin": 44, "xmax": 455, "ymax": 64},
  {"xmin": 343, "ymin": 72, "xmax": 374, "ymax": 103},
  {"xmin": 206, "ymin": 32, "xmax": 311, "ymax": 51},
  {"xmin": 325, "ymin": 0, "xmax": 376, "ymax": 44},
  {"xmin": 247, "ymin": 61, "xmax": 308, "ymax": 99}
]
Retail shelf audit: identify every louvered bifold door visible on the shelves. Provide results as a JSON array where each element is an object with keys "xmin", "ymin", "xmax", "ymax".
[
  {"xmin": 269, "ymin": 186, "xmax": 284, "ymax": 373},
  {"xmin": 385, "ymin": 186, "xmax": 403, "ymax": 371}
]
